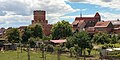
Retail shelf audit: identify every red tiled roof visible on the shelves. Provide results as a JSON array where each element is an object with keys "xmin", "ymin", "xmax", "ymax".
[
  {"xmin": 77, "ymin": 20, "xmax": 85, "ymax": 27},
  {"xmin": 75, "ymin": 17, "xmax": 98, "ymax": 21},
  {"xmin": 72, "ymin": 20, "xmax": 79, "ymax": 25},
  {"xmin": 95, "ymin": 21, "xmax": 110, "ymax": 28},
  {"xmin": 50, "ymin": 40, "xmax": 66, "ymax": 43}
]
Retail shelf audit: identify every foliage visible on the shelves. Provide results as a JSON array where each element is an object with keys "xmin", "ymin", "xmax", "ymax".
[
  {"xmin": 73, "ymin": 31, "xmax": 91, "ymax": 49},
  {"xmin": 66, "ymin": 31, "xmax": 92, "ymax": 56},
  {"xmin": 6, "ymin": 28, "xmax": 20, "ymax": 43},
  {"xmin": 52, "ymin": 20, "xmax": 72, "ymax": 39},
  {"xmin": 46, "ymin": 44, "xmax": 54, "ymax": 52},
  {"xmin": 69, "ymin": 47, "xmax": 75, "ymax": 57},
  {"xmin": 28, "ymin": 37, "xmax": 36, "ymax": 48},
  {"xmin": 111, "ymin": 34, "xmax": 118, "ymax": 44},
  {"xmin": 22, "ymin": 24, "xmax": 43, "ymax": 43},
  {"xmin": 31, "ymin": 24, "xmax": 43, "ymax": 38},
  {"xmin": 21, "ymin": 27, "xmax": 33, "ymax": 43},
  {"xmin": 66, "ymin": 36, "xmax": 75, "ymax": 49},
  {"xmin": 92, "ymin": 32, "xmax": 111, "ymax": 44},
  {"xmin": 42, "ymin": 35, "xmax": 52, "ymax": 41}
]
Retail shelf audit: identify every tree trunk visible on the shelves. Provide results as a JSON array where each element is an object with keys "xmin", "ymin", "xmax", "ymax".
[
  {"xmin": 79, "ymin": 49, "xmax": 82, "ymax": 56},
  {"xmin": 57, "ymin": 51, "xmax": 60, "ymax": 60},
  {"xmin": 27, "ymin": 45, "xmax": 30, "ymax": 60},
  {"xmin": 42, "ymin": 49, "xmax": 45, "ymax": 60},
  {"xmin": 76, "ymin": 53, "xmax": 79, "ymax": 60},
  {"xmin": 20, "ymin": 44, "xmax": 22, "ymax": 53},
  {"xmin": 70, "ymin": 52, "xmax": 73, "ymax": 57},
  {"xmin": 83, "ymin": 49, "xmax": 86, "ymax": 60}
]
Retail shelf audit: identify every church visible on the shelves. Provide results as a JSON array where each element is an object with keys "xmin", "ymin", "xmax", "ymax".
[{"xmin": 21, "ymin": 10, "xmax": 120, "ymax": 36}]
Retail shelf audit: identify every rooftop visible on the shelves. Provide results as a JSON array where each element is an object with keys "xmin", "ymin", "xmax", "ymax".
[{"xmin": 95, "ymin": 21, "xmax": 111, "ymax": 28}]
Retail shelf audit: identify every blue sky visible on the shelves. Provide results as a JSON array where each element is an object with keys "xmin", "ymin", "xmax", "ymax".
[{"xmin": 0, "ymin": 0, "xmax": 120, "ymax": 28}]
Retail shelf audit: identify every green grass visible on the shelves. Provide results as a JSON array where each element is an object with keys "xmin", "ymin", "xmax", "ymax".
[
  {"xmin": 0, "ymin": 50, "xmax": 77, "ymax": 60},
  {"xmin": 0, "ymin": 49, "xmax": 101, "ymax": 60}
]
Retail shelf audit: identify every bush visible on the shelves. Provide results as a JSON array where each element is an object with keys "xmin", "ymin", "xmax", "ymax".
[{"xmin": 46, "ymin": 44, "xmax": 54, "ymax": 53}]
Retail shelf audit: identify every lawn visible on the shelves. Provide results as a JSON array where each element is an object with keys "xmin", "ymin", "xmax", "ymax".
[
  {"xmin": 0, "ymin": 49, "xmax": 101, "ymax": 60},
  {"xmin": 0, "ymin": 50, "xmax": 77, "ymax": 60}
]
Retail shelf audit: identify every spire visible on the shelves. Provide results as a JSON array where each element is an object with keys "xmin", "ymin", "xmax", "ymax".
[
  {"xmin": 94, "ymin": 12, "xmax": 100, "ymax": 17},
  {"xmin": 80, "ymin": 11, "xmax": 82, "ymax": 17}
]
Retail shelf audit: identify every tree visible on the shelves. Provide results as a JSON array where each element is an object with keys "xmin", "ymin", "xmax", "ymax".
[
  {"xmin": 40, "ymin": 43, "xmax": 46, "ymax": 60},
  {"xmin": 32, "ymin": 24, "xmax": 43, "ymax": 38},
  {"xmin": 66, "ymin": 36, "xmax": 75, "ymax": 49},
  {"xmin": 52, "ymin": 20, "xmax": 72, "ymax": 39},
  {"xmin": 21, "ymin": 27, "xmax": 33, "ymax": 44},
  {"xmin": 92, "ymin": 32, "xmax": 111, "ymax": 44},
  {"xmin": 55, "ymin": 45, "xmax": 62, "ymax": 60},
  {"xmin": 111, "ymin": 34, "xmax": 118, "ymax": 44},
  {"xmin": 5, "ymin": 28, "xmax": 21, "ymax": 58},
  {"xmin": 66, "ymin": 31, "xmax": 92, "ymax": 60},
  {"xmin": 22, "ymin": 24, "xmax": 43, "ymax": 43},
  {"xmin": 6, "ymin": 28, "xmax": 21, "ymax": 43},
  {"xmin": 69, "ymin": 47, "xmax": 75, "ymax": 57}
]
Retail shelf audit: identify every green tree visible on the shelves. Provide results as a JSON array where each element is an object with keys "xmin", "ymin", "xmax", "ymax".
[
  {"xmin": 69, "ymin": 47, "xmax": 75, "ymax": 57},
  {"xmin": 74, "ymin": 31, "xmax": 91, "ymax": 60},
  {"xmin": 40, "ymin": 43, "xmax": 46, "ymax": 60},
  {"xmin": 66, "ymin": 36, "xmax": 75, "ymax": 49},
  {"xmin": 92, "ymin": 32, "xmax": 111, "ymax": 44},
  {"xmin": 6, "ymin": 28, "xmax": 20, "ymax": 43},
  {"xmin": 52, "ymin": 20, "xmax": 72, "ymax": 39},
  {"xmin": 21, "ymin": 24, "xmax": 43, "ymax": 60},
  {"xmin": 22, "ymin": 24, "xmax": 43, "ymax": 43},
  {"xmin": 111, "ymin": 34, "xmax": 118, "ymax": 44},
  {"xmin": 21, "ymin": 27, "xmax": 33, "ymax": 43},
  {"xmin": 66, "ymin": 31, "xmax": 92, "ymax": 60},
  {"xmin": 55, "ymin": 45, "xmax": 62, "ymax": 60},
  {"xmin": 32, "ymin": 24, "xmax": 43, "ymax": 38}
]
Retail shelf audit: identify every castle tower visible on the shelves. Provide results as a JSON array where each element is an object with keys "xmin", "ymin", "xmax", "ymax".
[
  {"xmin": 32, "ymin": 10, "xmax": 48, "ymax": 25},
  {"xmin": 34, "ymin": 10, "xmax": 45, "ymax": 22}
]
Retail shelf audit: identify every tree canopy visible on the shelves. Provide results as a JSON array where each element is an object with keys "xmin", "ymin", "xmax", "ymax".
[
  {"xmin": 52, "ymin": 20, "xmax": 72, "ymax": 39},
  {"xmin": 66, "ymin": 31, "xmax": 92, "ymax": 49},
  {"xmin": 22, "ymin": 24, "xmax": 43, "ymax": 43},
  {"xmin": 6, "ymin": 28, "xmax": 20, "ymax": 43},
  {"xmin": 32, "ymin": 24, "xmax": 43, "ymax": 38},
  {"xmin": 92, "ymin": 32, "xmax": 111, "ymax": 44}
]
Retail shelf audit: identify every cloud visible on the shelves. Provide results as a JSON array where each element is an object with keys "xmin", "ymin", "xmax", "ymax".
[
  {"xmin": 68, "ymin": 0, "xmax": 86, "ymax": 2},
  {"xmin": 0, "ymin": 15, "xmax": 32, "ymax": 28},
  {"xmin": 101, "ymin": 0, "xmax": 112, "ymax": 2},
  {"xmin": 0, "ymin": 0, "xmax": 77, "ymax": 28},
  {"xmin": 67, "ymin": 0, "xmax": 120, "ymax": 10},
  {"xmin": 100, "ymin": 12, "xmax": 120, "ymax": 20}
]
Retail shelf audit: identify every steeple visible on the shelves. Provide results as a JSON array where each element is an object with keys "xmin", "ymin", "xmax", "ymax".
[
  {"xmin": 94, "ymin": 12, "xmax": 100, "ymax": 18},
  {"xmin": 94, "ymin": 12, "xmax": 101, "ymax": 21},
  {"xmin": 80, "ymin": 11, "xmax": 82, "ymax": 18}
]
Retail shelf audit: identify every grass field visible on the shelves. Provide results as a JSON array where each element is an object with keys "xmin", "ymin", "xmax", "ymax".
[
  {"xmin": 0, "ymin": 49, "xmax": 100, "ymax": 60},
  {"xmin": 0, "ymin": 50, "xmax": 77, "ymax": 60}
]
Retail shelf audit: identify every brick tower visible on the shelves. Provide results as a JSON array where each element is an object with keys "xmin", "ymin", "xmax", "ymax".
[
  {"xmin": 32, "ymin": 10, "xmax": 48, "ymax": 25},
  {"xmin": 32, "ymin": 10, "xmax": 52, "ymax": 36}
]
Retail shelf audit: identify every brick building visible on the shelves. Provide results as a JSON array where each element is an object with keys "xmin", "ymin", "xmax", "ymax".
[
  {"xmin": 32, "ymin": 10, "xmax": 52, "ymax": 36},
  {"xmin": 72, "ymin": 12, "xmax": 101, "ymax": 31}
]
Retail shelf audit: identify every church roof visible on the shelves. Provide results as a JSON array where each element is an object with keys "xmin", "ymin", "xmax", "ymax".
[
  {"xmin": 95, "ymin": 21, "xmax": 111, "ymax": 28},
  {"xmin": 75, "ymin": 17, "xmax": 98, "ymax": 21}
]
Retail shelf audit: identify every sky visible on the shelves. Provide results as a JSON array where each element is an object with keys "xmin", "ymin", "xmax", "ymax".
[{"xmin": 0, "ymin": 0, "xmax": 120, "ymax": 28}]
